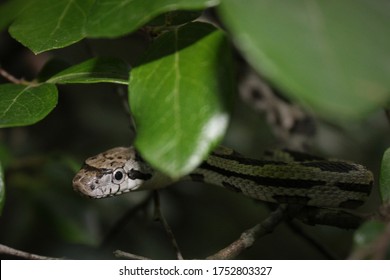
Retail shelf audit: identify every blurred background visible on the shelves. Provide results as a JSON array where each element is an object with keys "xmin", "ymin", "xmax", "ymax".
[{"xmin": 1, "ymin": 6, "xmax": 389, "ymax": 259}]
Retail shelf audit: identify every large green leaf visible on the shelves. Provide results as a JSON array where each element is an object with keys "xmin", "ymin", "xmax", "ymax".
[
  {"xmin": 129, "ymin": 22, "xmax": 234, "ymax": 178},
  {"xmin": 0, "ymin": 0, "xmax": 31, "ymax": 30},
  {"xmin": 0, "ymin": 83, "xmax": 58, "ymax": 128},
  {"xmin": 218, "ymin": 0, "xmax": 390, "ymax": 120},
  {"xmin": 9, "ymin": 0, "xmax": 95, "ymax": 54},
  {"xmin": 86, "ymin": 0, "xmax": 219, "ymax": 38},
  {"xmin": 46, "ymin": 57, "xmax": 129, "ymax": 85},
  {"xmin": 0, "ymin": 161, "xmax": 4, "ymax": 215},
  {"xmin": 379, "ymin": 147, "xmax": 390, "ymax": 204}
]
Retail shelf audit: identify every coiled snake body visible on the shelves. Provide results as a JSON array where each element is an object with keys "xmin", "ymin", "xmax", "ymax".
[{"xmin": 73, "ymin": 146, "xmax": 373, "ymax": 209}]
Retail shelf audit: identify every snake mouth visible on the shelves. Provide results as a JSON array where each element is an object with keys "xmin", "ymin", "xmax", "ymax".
[
  {"xmin": 72, "ymin": 169, "xmax": 103, "ymax": 198},
  {"xmin": 73, "ymin": 178, "xmax": 105, "ymax": 199},
  {"xmin": 72, "ymin": 173, "xmax": 93, "ymax": 198},
  {"xmin": 72, "ymin": 161, "xmax": 113, "ymax": 198}
]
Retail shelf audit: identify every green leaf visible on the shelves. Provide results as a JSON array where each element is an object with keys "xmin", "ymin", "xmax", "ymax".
[
  {"xmin": 9, "ymin": 0, "xmax": 95, "ymax": 54},
  {"xmin": 46, "ymin": 57, "xmax": 130, "ymax": 85},
  {"xmin": 0, "ymin": 161, "xmax": 5, "ymax": 215},
  {"xmin": 219, "ymin": 0, "xmax": 390, "ymax": 120},
  {"xmin": 0, "ymin": 0, "xmax": 31, "ymax": 30},
  {"xmin": 379, "ymin": 147, "xmax": 390, "ymax": 204},
  {"xmin": 0, "ymin": 83, "xmax": 58, "ymax": 128},
  {"xmin": 86, "ymin": 0, "xmax": 219, "ymax": 38},
  {"xmin": 129, "ymin": 22, "xmax": 234, "ymax": 178}
]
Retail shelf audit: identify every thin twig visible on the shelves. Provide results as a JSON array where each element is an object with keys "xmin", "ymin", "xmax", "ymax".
[
  {"xmin": 0, "ymin": 67, "xmax": 30, "ymax": 85},
  {"xmin": 113, "ymin": 250, "xmax": 150, "ymax": 260},
  {"xmin": 153, "ymin": 191, "xmax": 184, "ymax": 260},
  {"xmin": 112, "ymin": 192, "xmax": 184, "ymax": 260},
  {"xmin": 286, "ymin": 220, "xmax": 338, "ymax": 259},
  {"xmin": 101, "ymin": 193, "xmax": 154, "ymax": 247},
  {"xmin": 207, "ymin": 205, "xmax": 287, "ymax": 260},
  {"xmin": 0, "ymin": 243, "xmax": 61, "ymax": 260}
]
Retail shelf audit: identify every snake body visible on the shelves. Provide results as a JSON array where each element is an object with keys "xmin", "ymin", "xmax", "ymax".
[{"xmin": 72, "ymin": 146, "xmax": 373, "ymax": 209}]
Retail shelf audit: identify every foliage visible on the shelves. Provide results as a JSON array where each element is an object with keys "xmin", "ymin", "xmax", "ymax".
[
  {"xmin": 219, "ymin": 0, "xmax": 390, "ymax": 120},
  {"xmin": 129, "ymin": 22, "xmax": 233, "ymax": 177},
  {"xmin": 0, "ymin": 0, "xmax": 390, "ymax": 259},
  {"xmin": 1, "ymin": 0, "xmax": 389, "ymax": 178},
  {"xmin": 0, "ymin": 83, "xmax": 58, "ymax": 127}
]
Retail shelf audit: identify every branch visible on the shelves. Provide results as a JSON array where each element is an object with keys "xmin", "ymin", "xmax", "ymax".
[
  {"xmin": 0, "ymin": 243, "xmax": 61, "ymax": 260},
  {"xmin": 101, "ymin": 193, "xmax": 154, "ymax": 247},
  {"xmin": 286, "ymin": 220, "xmax": 337, "ymax": 259},
  {"xmin": 153, "ymin": 191, "xmax": 184, "ymax": 260},
  {"xmin": 112, "ymin": 192, "xmax": 183, "ymax": 260},
  {"xmin": 206, "ymin": 205, "xmax": 287, "ymax": 260},
  {"xmin": 113, "ymin": 250, "xmax": 150, "ymax": 260},
  {"xmin": 0, "ymin": 67, "xmax": 32, "ymax": 85}
]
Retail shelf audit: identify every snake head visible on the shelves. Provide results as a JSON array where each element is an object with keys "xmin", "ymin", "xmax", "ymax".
[{"xmin": 72, "ymin": 147, "xmax": 154, "ymax": 198}]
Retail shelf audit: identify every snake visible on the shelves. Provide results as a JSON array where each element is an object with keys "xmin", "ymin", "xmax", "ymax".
[{"xmin": 72, "ymin": 146, "xmax": 373, "ymax": 209}]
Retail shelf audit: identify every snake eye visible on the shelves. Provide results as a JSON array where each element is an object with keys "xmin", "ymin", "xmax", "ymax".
[{"xmin": 112, "ymin": 168, "xmax": 125, "ymax": 184}]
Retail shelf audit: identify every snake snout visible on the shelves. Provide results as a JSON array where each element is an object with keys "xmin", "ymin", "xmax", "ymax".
[
  {"xmin": 73, "ymin": 174, "xmax": 90, "ymax": 196},
  {"xmin": 72, "ymin": 170, "xmax": 100, "ymax": 198}
]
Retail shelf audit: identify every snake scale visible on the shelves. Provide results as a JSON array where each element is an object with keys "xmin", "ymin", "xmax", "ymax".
[{"xmin": 72, "ymin": 146, "xmax": 373, "ymax": 209}]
